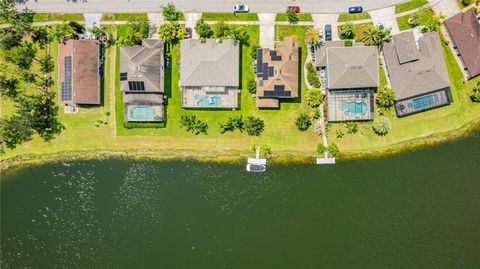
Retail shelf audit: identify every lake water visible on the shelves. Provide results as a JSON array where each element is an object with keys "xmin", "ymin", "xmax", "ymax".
[{"xmin": 1, "ymin": 135, "xmax": 480, "ymax": 268}]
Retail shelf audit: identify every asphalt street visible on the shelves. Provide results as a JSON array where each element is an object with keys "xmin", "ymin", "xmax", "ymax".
[{"xmin": 17, "ymin": 0, "xmax": 409, "ymax": 14}]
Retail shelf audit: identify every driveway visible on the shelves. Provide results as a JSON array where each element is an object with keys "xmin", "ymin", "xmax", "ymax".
[
  {"xmin": 184, "ymin": 13, "xmax": 202, "ymax": 40},
  {"xmin": 84, "ymin": 13, "xmax": 102, "ymax": 38},
  {"xmin": 147, "ymin": 13, "xmax": 164, "ymax": 38},
  {"xmin": 258, "ymin": 13, "xmax": 275, "ymax": 49},
  {"xmin": 430, "ymin": 0, "xmax": 460, "ymax": 17},
  {"xmin": 311, "ymin": 14, "xmax": 339, "ymax": 40},
  {"xmin": 369, "ymin": 6, "xmax": 400, "ymax": 35}
]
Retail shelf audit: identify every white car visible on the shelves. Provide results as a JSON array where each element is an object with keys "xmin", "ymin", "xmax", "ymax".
[{"xmin": 233, "ymin": 4, "xmax": 249, "ymax": 13}]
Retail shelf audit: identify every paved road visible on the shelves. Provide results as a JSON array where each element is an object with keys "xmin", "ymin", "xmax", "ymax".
[{"xmin": 17, "ymin": 0, "xmax": 410, "ymax": 14}]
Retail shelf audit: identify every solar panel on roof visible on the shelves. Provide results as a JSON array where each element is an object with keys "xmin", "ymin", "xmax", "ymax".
[
  {"xmin": 128, "ymin": 81, "xmax": 146, "ymax": 91},
  {"xmin": 120, "ymin": 72, "xmax": 128, "ymax": 81},
  {"xmin": 61, "ymin": 56, "xmax": 72, "ymax": 101},
  {"xmin": 268, "ymin": 66, "xmax": 274, "ymax": 77},
  {"xmin": 270, "ymin": 50, "xmax": 282, "ymax": 61},
  {"xmin": 257, "ymin": 49, "xmax": 263, "ymax": 67},
  {"xmin": 274, "ymin": 85, "xmax": 285, "ymax": 91}
]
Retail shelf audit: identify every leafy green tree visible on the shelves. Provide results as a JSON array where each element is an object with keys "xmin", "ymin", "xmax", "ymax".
[
  {"xmin": 376, "ymin": 86, "xmax": 396, "ymax": 109},
  {"xmin": 327, "ymin": 143, "xmax": 339, "ymax": 157},
  {"xmin": 372, "ymin": 116, "xmax": 391, "ymax": 136},
  {"xmin": 305, "ymin": 28, "xmax": 321, "ymax": 46},
  {"xmin": 250, "ymin": 43, "xmax": 260, "ymax": 59},
  {"xmin": 68, "ymin": 21, "xmax": 85, "ymax": 35},
  {"xmin": 48, "ymin": 23, "xmax": 76, "ymax": 43},
  {"xmin": 462, "ymin": 0, "xmax": 472, "ymax": 6},
  {"xmin": 213, "ymin": 21, "xmax": 229, "ymax": 38},
  {"xmin": 157, "ymin": 23, "xmax": 184, "ymax": 44},
  {"xmin": 305, "ymin": 88, "xmax": 324, "ymax": 107},
  {"xmin": 340, "ymin": 23, "xmax": 356, "ymax": 40},
  {"xmin": 295, "ymin": 113, "xmax": 312, "ymax": 131},
  {"xmin": 287, "ymin": 10, "xmax": 299, "ymax": 24},
  {"xmin": 344, "ymin": 121, "xmax": 358, "ymax": 134},
  {"xmin": 128, "ymin": 19, "xmax": 151, "ymax": 38},
  {"xmin": 195, "ymin": 20, "xmax": 213, "ymax": 39},
  {"xmin": 306, "ymin": 62, "xmax": 321, "ymax": 88},
  {"xmin": 162, "ymin": 3, "xmax": 182, "ymax": 21},
  {"xmin": 248, "ymin": 79, "xmax": 256, "ymax": 94},
  {"xmin": 310, "ymin": 107, "xmax": 321, "ymax": 120},
  {"xmin": 2, "ymin": 41, "xmax": 36, "ymax": 69},
  {"xmin": 0, "ymin": 114, "xmax": 33, "ymax": 152},
  {"xmin": 226, "ymin": 26, "xmax": 250, "ymax": 43},
  {"xmin": 0, "ymin": 60, "xmax": 22, "ymax": 98},
  {"xmin": 245, "ymin": 116, "xmax": 265, "ymax": 136}
]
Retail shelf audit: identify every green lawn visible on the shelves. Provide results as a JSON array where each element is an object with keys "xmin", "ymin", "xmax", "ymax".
[
  {"xmin": 328, "ymin": 32, "xmax": 480, "ymax": 156},
  {"xmin": 275, "ymin": 13, "xmax": 313, "ymax": 22},
  {"xmin": 396, "ymin": 8, "xmax": 434, "ymax": 31},
  {"xmin": 395, "ymin": 0, "xmax": 429, "ymax": 14},
  {"xmin": 33, "ymin": 13, "xmax": 84, "ymax": 22},
  {"xmin": 201, "ymin": 13, "xmax": 259, "ymax": 21},
  {"xmin": 338, "ymin": 12, "xmax": 371, "ymax": 22},
  {"xmin": 101, "ymin": 13, "xmax": 148, "ymax": 21}
]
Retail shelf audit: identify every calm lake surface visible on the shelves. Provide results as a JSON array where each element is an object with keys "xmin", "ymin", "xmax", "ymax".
[{"xmin": 1, "ymin": 136, "xmax": 480, "ymax": 268}]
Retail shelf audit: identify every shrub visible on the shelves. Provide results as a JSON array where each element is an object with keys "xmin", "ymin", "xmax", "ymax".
[
  {"xmin": 287, "ymin": 10, "xmax": 299, "ymax": 24},
  {"xmin": 327, "ymin": 143, "xmax": 339, "ymax": 157},
  {"xmin": 344, "ymin": 121, "xmax": 358, "ymax": 134},
  {"xmin": 295, "ymin": 113, "xmax": 312, "ymax": 131},
  {"xmin": 250, "ymin": 44, "xmax": 260, "ymax": 59},
  {"xmin": 214, "ymin": 21, "xmax": 229, "ymax": 38},
  {"xmin": 219, "ymin": 116, "xmax": 244, "ymax": 134},
  {"xmin": 105, "ymin": 111, "xmax": 110, "ymax": 116},
  {"xmin": 195, "ymin": 20, "xmax": 213, "ymax": 39},
  {"xmin": 317, "ymin": 143, "xmax": 327, "ymax": 155},
  {"xmin": 376, "ymin": 86, "xmax": 396, "ymax": 109},
  {"xmin": 305, "ymin": 88, "xmax": 324, "ymax": 107},
  {"xmin": 471, "ymin": 83, "xmax": 480, "ymax": 103},
  {"xmin": 372, "ymin": 116, "xmax": 391, "ymax": 136},
  {"xmin": 306, "ymin": 62, "xmax": 321, "ymax": 88},
  {"xmin": 462, "ymin": 0, "xmax": 472, "ymax": 6},
  {"xmin": 179, "ymin": 114, "xmax": 208, "ymax": 135},
  {"xmin": 248, "ymin": 79, "xmax": 256, "ymax": 94},
  {"xmin": 245, "ymin": 116, "xmax": 265, "ymax": 136},
  {"xmin": 344, "ymin": 39, "xmax": 353, "ymax": 47},
  {"xmin": 261, "ymin": 144, "xmax": 272, "ymax": 156},
  {"xmin": 310, "ymin": 107, "xmax": 321, "ymax": 120},
  {"xmin": 128, "ymin": 19, "xmax": 150, "ymax": 38}
]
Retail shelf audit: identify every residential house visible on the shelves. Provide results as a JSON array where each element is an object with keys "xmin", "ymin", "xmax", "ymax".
[
  {"xmin": 180, "ymin": 39, "xmax": 239, "ymax": 109},
  {"xmin": 444, "ymin": 9, "xmax": 480, "ymax": 79},
  {"xmin": 383, "ymin": 31, "xmax": 452, "ymax": 117},
  {"xmin": 58, "ymin": 39, "xmax": 100, "ymax": 105},
  {"xmin": 120, "ymin": 39, "xmax": 165, "ymax": 122},
  {"xmin": 321, "ymin": 45, "xmax": 378, "ymax": 122},
  {"xmin": 255, "ymin": 37, "xmax": 299, "ymax": 108}
]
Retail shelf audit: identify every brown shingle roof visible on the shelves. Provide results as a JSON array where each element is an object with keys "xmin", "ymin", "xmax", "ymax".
[
  {"xmin": 255, "ymin": 37, "xmax": 299, "ymax": 108},
  {"xmin": 58, "ymin": 39, "xmax": 99, "ymax": 104},
  {"xmin": 445, "ymin": 10, "xmax": 480, "ymax": 78}
]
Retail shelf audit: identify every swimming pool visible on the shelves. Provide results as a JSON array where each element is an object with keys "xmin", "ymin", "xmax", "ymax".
[
  {"xmin": 410, "ymin": 94, "xmax": 439, "ymax": 111},
  {"xmin": 129, "ymin": 105, "xmax": 156, "ymax": 121},
  {"xmin": 196, "ymin": 95, "xmax": 222, "ymax": 107},
  {"xmin": 342, "ymin": 101, "xmax": 367, "ymax": 117}
]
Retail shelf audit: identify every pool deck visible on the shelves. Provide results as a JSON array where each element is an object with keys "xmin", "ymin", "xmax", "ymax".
[
  {"xmin": 181, "ymin": 88, "xmax": 239, "ymax": 108},
  {"xmin": 125, "ymin": 104, "xmax": 164, "ymax": 122},
  {"xmin": 326, "ymin": 89, "xmax": 375, "ymax": 122}
]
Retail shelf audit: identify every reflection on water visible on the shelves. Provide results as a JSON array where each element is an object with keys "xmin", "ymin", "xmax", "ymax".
[{"xmin": 1, "ymin": 136, "xmax": 480, "ymax": 268}]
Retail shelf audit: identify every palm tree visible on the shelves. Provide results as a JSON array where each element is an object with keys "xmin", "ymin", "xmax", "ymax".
[
  {"xmin": 339, "ymin": 23, "xmax": 355, "ymax": 40},
  {"xmin": 361, "ymin": 24, "xmax": 391, "ymax": 47},
  {"xmin": 305, "ymin": 28, "xmax": 321, "ymax": 46}
]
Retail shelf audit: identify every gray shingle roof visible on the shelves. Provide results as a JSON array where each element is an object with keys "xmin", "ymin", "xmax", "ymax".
[
  {"xmin": 314, "ymin": 41, "xmax": 345, "ymax": 68},
  {"xmin": 180, "ymin": 39, "xmax": 239, "ymax": 87},
  {"xmin": 383, "ymin": 31, "xmax": 451, "ymax": 100},
  {"xmin": 392, "ymin": 32, "xmax": 421, "ymax": 64},
  {"xmin": 120, "ymin": 39, "xmax": 164, "ymax": 93},
  {"xmin": 327, "ymin": 46, "xmax": 379, "ymax": 89}
]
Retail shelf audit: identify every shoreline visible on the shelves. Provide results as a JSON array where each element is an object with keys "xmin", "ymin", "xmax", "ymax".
[{"xmin": 1, "ymin": 118, "xmax": 479, "ymax": 171}]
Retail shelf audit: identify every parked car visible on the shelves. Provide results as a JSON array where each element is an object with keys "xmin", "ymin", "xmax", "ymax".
[
  {"xmin": 348, "ymin": 6, "xmax": 363, "ymax": 14},
  {"xmin": 233, "ymin": 4, "xmax": 249, "ymax": 13},
  {"xmin": 324, "ymin": 24, "xmax": 332, "ymax": 41},
  {"xmin": 287, "ymin": 6, "xmax": 300, "ymax": 13},
  {"xmin": 185, "ymin": 27, "xmax": 192, "ymax": 39},
  {"xmin": 165, "ymin": 57, "xmax": 171, "ymax": 68}
]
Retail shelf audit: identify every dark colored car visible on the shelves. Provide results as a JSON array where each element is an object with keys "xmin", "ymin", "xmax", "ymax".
[
  {"xmin": 287, "ymin": 6, "xmax": 300, "ymax": 13},
  {"xmin": 324, "ymin": 24, "xmax": 332, "ymax": 41},
  {"xmin": 165, "ymin": 57, "xmax": 171, "ymax": 68},
  {"xmin": 348, "ymin": 6, "xmax": 363, "ymax": 13},
  {"xmin": 185, "ymin": 27, "xmax": 192, "ymax": 39}
]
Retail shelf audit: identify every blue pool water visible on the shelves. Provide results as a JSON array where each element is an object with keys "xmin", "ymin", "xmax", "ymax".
[
  {"xmin": 342, "ymin": 101, "xmax": 367, "ymax": 117},
  {"xmin": 410, "ymin": 95, "xmax": 439, "ymax": 111},
  {"xmin": 129, "ymin": 105, "xmax": 156, "ymax": 121},
  {"xmin": 196, "ymin": 95, "xmax": 222, "ymax": 107}
]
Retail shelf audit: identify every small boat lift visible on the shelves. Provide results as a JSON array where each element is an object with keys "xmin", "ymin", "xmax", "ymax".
[{"xmin": 246, "ymin": 147, "xmax": 267, "ymax": 172}]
